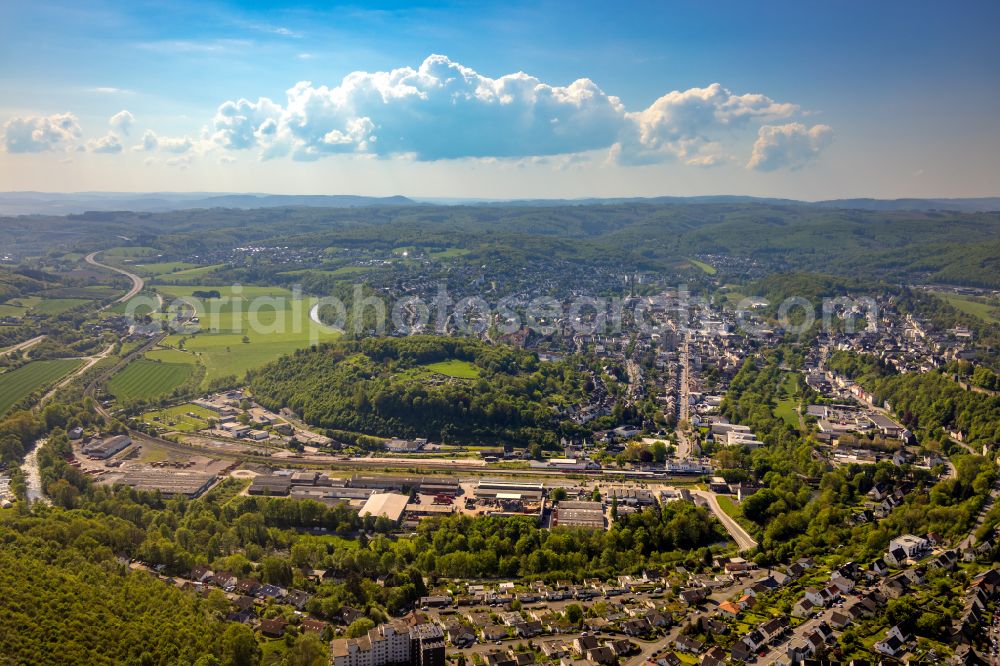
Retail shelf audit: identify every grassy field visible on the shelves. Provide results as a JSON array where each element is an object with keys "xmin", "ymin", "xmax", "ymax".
[
  {"xmin": 716, "ymin": 495, "xmax": 742, "ymax": 519},
  {"xmin": 0, "ymin": 303, "xmax": 26, "ymax": 318},
  {"xmin": 103, "ymin": 246, "xmax": 160, "ymax": 257},
  {"xmin": 0, "ymin": 359, "xmax": 83, "ymax": 415},
  {"xmin": 106, "ymin": 291, "xmax": 158, "ymax": 316},
  {"xmin": 129, "ymin": 261, "xmax": 201, "ymax": 277},
  {"xmin": 423, "ymin": 359, "xmax": 481, "ymax": 379},
  {"xmin": 157, "ymin": 285, "xmax": 340, "ymax": 384},
  {"xmin": 145, "ymin": 347, "xmax": 199, "ymax": 364},
  {"xmin": 139, "ymin": 403, "xmax": 217, "ymax": 432},
  {"xmin": 774, "ymin": 399, "xmax": 800, "ymax": 429},
  {"xmin": 933, "ymin": 291, "xmax": 1000, "ymax": 324},
  {"xmin": 774, "ymin": 373, "xmax": 801, "ymax": 428},
  {"xmin": 31, "ymin": 298, "xmax": 92, "ymax": 315},
  {"xmin": 152, "ymin": 264, "xmax": 226, "ymax": 283},
  {"xmin": 107, "ymin": 359, "xmax": 194, "ymax": 401},
  {"xmin": 687, "ymin": 257, "xmax": 717, "ymax": 275},
  {"xmin": 6, "ymin": 296, "xmax": 93, "ymax": 315},
  {"xmin": 430, "ymin": 247, "xmax": 471, "ymax": 259}
]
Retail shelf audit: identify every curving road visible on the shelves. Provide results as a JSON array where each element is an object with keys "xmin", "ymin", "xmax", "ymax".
[
  {"xmin": 691, "ymin": 488, "xmax": 759, "ymax": 551},
  {"xmin": 85, "ymin": 251, "xmax": 145, "ymax": 306}
]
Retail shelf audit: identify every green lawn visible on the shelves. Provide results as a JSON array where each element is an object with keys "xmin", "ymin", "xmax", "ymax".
[
  {"xmin": 139, "ymin": 403, "xmax": 217, "ymax": 432},
  {"xmin": 0, "ymin": 359, "xmax": 83, "ymax": 415},
  {"xmin": 687, "ymin": 257, "xmax": 717, "ymax": 275},
  {"xmin": 107, "ymin": 359, "xmax": 194, "ymax": 401},
  {"xmin": 717, "ymin": 495, "xmax": 742, "ymax": 519},
  {"xmin": 774, "ymin": 399, "xmax": 800, "ymax": 429},
  {"xmin": 774, "ymin": 373, "xmax": 801, "ymax": 428},
  {"xmin": 156, "ymin": 285, "xmax": 340, "ymax": 385},
  {"xmin": 422, "ymin": 359, "xmax": 481, "ymax": 379},
  {"xmin": 933, "ymin": 291, "xmax": 1000, "ymax": 324}
]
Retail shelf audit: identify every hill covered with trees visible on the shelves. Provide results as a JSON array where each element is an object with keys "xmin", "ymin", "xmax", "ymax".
[{"xmin": 249, "ymin": 336, "xmax": 590, "ymax": 447}]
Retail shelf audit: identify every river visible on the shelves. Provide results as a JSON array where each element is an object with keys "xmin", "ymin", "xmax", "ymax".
[{"xmin": 21, "ymin": 440, "xmax": 49, "ymax": 506}]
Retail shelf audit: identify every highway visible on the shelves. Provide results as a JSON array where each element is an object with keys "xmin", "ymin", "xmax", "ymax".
[{"xmin": 85, "ymin": 251, "xmax": 145, "ymax": 305}]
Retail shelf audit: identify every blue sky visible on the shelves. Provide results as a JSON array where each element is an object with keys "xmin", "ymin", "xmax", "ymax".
[{"xmin": 1, "ymin": 0, "xmax": 998, "ymax": 199}]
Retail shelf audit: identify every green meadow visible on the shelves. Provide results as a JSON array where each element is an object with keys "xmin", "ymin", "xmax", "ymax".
[
  {"xmin": 139, "ymin": 403, "xmax": 218, "ymax": 432},
  {"xmin": 107, "ymin": 359, "xmax": 194, "ymax": 401},
  {"xmin": 422, "ymin": 359, "xmax": 481, "ymax": 379},
  {"xmin": 933, "ymin": 291, "xmax": 1000, "ymax": 324},
  {"xmin": 0, "ymin": 359, "xmax": 83, "ymax": 416},
  {"xmin": 157, "ymin": 285, "xmax": 340, "ymax": 384}
]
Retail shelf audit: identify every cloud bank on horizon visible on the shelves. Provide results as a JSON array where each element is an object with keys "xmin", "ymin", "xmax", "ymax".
[{"xmin": 1, "ymin": 55, "xmax": 831, "ymax": 172}]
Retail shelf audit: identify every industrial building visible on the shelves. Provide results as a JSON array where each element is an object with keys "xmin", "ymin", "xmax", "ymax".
[
  {"xmin": 474, "ymin": 479, "xmax": 544, "ymax": 501},
  {"xmin": 359, "ymin": 492, "xmax": 410, "ymax": 523},
  {"xmin": 602, "ymin": 487, "xmax": 657, "ymax": 506},
  {"xmin": 290, "ymin": 486, "xmax": 375, "ymax": 507},
  {"xmin": 552, "ymin": 500, "xmax": 605, "ymax": 529},
  {"xmin": 351, "ymin": 475, "xmax": 423, "ymax": 491},
  {"xmin": 248, "ymin": 475, "xmax": 292, "ymax": 496},
  {"xmin": 350, "ymin": 475, "xmax": 459, "ymax": 496},
  {"xmin": 82, "ymin": 435, "xmax": 132, "ymax": 460},
  {"xmin": 118, "ymin": 470, "xmax": 216, "ymax": 498}
]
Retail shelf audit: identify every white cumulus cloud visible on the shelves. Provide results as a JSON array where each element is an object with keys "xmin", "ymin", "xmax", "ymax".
[
  {"xmin": 616, "ymin": 83, "xmax": 798, "ymax": 165},
  {"xmin": 109, "ymin": 110, "xmax": 134, "ymax": 135},
  {"xmin": 87, "ymin": 133, "xmax": 124, "ymax": 153},
  {"xmin": 2, "ymin": 113, "xmax": 82, "ymax": 153},
  {"xmin": 747, "ymin": 123, "xmax": 833, "ymax": 171},
  {"xmin": 2, "ymin": 56, "xmax": 831, "ymax": 172},
  {"xmin": 211, "ymin": 54, "xmax": 809, "ymax": 166},
  {"xmin": 132, "ymin": 129, "xmax": 193, "ymax": 153}
]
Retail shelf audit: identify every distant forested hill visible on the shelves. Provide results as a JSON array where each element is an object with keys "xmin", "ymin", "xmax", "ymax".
[{"xmin": 2, "ymin": 202, "xmax": 1000, "ymax": 286}]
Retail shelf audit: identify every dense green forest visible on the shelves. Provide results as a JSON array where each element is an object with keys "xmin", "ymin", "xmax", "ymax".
[
  {"xmin": 0, "ymin": 513, "xmax": 237, "ymax": 666},
  {"xmin": 249, "ymin": 336, "xmax": 591, "ymax": 446},
  {"xmin": 871, "ymin": 369, "xmax": 1000, "ymax": 447}
]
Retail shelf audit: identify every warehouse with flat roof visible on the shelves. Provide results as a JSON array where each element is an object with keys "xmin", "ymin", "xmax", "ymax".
[
  {"xmin": 359, "ymin": 492, "xmax": 410, "ymax": 523},
  {"xmin": 118, "ymin": 470, "xmax": 217, "ymax": 499},
  {"xmin": 475, "ymin": 479, "xmax": 544, "ymax": 501},
  {"xmin": 552, "ymin": 500, "xmax": 605, "ymax": 529}
]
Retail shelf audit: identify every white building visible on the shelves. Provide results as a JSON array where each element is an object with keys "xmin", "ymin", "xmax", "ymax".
[
  {"xmin": 331, "ymin": 622, "xmax": 411, "ymax": 666},
  {"xmin": 888, "ymin": 534, "xmax": 929, "ymax": 559}
]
